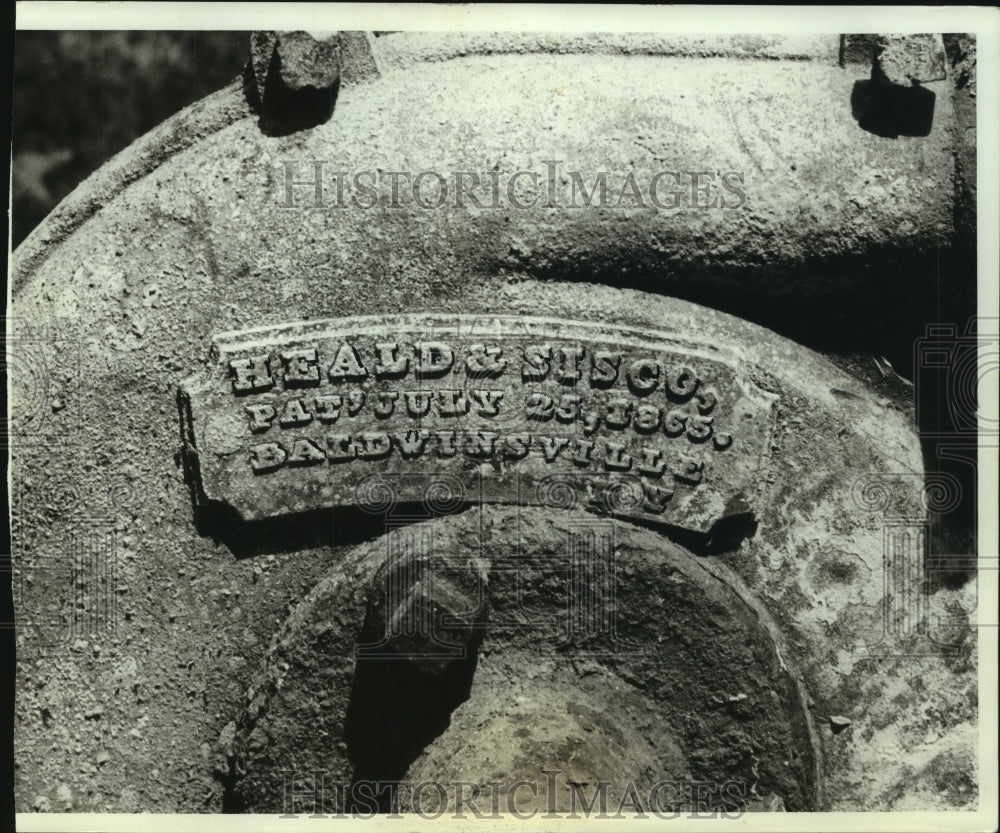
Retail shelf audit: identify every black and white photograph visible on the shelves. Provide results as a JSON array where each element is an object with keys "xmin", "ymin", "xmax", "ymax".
[{"xmin": 4, "ymin": 4, "xmax": 998, "ymax": 829}]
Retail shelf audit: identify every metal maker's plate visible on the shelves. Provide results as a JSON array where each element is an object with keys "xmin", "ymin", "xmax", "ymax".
[{"xmin": 180, "ymin": 315, "xmax": 777, "ymax": 532}]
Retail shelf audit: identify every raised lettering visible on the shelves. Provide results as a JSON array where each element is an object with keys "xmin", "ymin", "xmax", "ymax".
[
  {"xmin": 279, "ymin": 397, "xmax": 313, "ymax": 427},
  {"xmin": 469, "ymin": 389, "xmax": 504, "ymax": 417},
  {"xmin": 525, "ymin": 392, "xmax": 554, "ymax": 421},
  {"xmin": 555, "ymin": 394, "xmax": 581, "ymax": 423},
  {"xmin": 194, "ymin": 323, "xmax": 759, "ymax": 528},
  {"xmin": 314, "ymin": 394, "xmax": 342, "ymax": 423},
  {"xmin": 569, "ymin": 439, "xmax": 595, "ymax": 467},
  {"xmin": 687, "ymin": 415, "xmax": 714, "ymax": 443},
  {"xmin": 346, "ymin": 390, "xmax": 366, "ymax": 416},
  {"xmin": 637, "ymin": 447, "xmax": 666, "ymax": 477},
  {"xmin": 326, "ymin": 433, "xmax": 356, "ymax": 462},
  {"xmin": 663, "ymin": 409, "xmax": 687, "ymax": 437},
  {"xmin": 416, "ymin": 342, "xmax": 454, "ymax": 379},
  {"xmin": 605, "ymin": 399, "xmax": 632, "ymax": 430},
  {"xmin": 626, "ymin": 358, "xmax": 660, "ymax": 395},
  {"xmin": 395, "ymin": 429, "xmax": 429, "ymax": 459},
  {"xmin": 665, "ymin": 366, "xmax": 700, "ymax": 402},
  {"xmin": 374, "ymin": 391, "xmax": 399, "ymax": 419},
  {"xmin": 465, "ymin": 344, "xmax": 508, "ymax": 379},
  {"xmin": 328, "ymin": 343, "xmax": 368, "ymax": 381},
  {"xmin": 245, "ymin": 403, "xmax": 277, "ymax": 433},
  {"xmin": 633, "ymin": 403, "xmax": 661, "ymax": 433},
  {"xmin": 281, "ymin": 348, "xmax": 320, "ymax": 387},
  {"xmin": 695, "ymin": 389, "xmax": 717, "ymax": 415},
  {"xmin": 434, "ymin": 430, "xmax": 458, "ymax": 457},
  {"xmin": 675, "ymin": 457, "xmax": 704, "ymax": 485},
  {"xmin": 521, "ymin": 344, "xmax": 552, "ymax": 381},
  {"xmin": 374, "ymin": 342, "xmax": 410, "ymax": 379},
  {"xmin": 230, "ymin": 355, "xmax": 274, "ymax": 393},
  {"xmin": 581, "ymin": 412, "xmax": 602, "ymax": 435},
  {"xmin": 404, "ymin": 390, "xmax": 433, "ymax": 418},
  {"xmin": 642, "ymin": 483, "xmax": 674, "ymax": 514},
  {"xmin": 437, "ymin": 390, "xmax": 469, "ymax": 417},
  {"xmin": 714, "ymin": 432, "xmax": 733, "ymax": 451},
  {"xmin": 556, "ymin": 345, "xmax": 585, "ymax": 384},
  {"xmin": 539, "ymin": 436, "xmax": 569, "ymax": 462},
  {"xmin": 461, "ymin": 431, "xmax": 498, "ymax": 458},
  {"xmin": 590, "ymin": 351, "xmax": 621, "ymax": 388},
  {"xmin": 603, "ymin": 441, "xmax": 632, "ymax": 471},
  {"xmin": 287, "ymin": 437, "xmax": 327, "ymax": 466},
  {"xmin": 502, "ymin": 434, "xmax": 532, "ymax": 459},
  {"xmin": 356, "ymin": 432, "xmax": 392, "ymax": 460},
  {"xmin": 249, "ymin": 441, "xmax": 287, "ymax": 472}
]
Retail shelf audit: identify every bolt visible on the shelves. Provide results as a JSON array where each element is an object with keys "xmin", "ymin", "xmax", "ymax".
[
  {"xmin": 874, "ymin": 34, "xmax": 947, "ymax": 86},
  {"xmin": 840, "ymin": 33, "xmax": 946, "ymax": 84},
  {"xmin": 248, "ymin": 31, "xmax": 342, "ymax": 134},
  {"xmin": 844, "ymin": 33, "xmax": 941, "ymax": 138}
]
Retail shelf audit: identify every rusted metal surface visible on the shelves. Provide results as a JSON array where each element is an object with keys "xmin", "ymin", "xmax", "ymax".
[
  {"xmin": 14, "ymin": 33, "xmax": 959, "ymax": 309},
  {"xmin": 229, "ymin": 507, "xmax": 820, "ymax": 813},
  {"xmin": 8, "ymin": 29, "xmax": 977, "ymax": 815}
]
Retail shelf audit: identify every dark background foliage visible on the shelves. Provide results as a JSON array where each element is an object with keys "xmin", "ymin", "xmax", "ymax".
[{"xmin": 12, "ymin": 31, "xmax": 250, "ymax": 247}]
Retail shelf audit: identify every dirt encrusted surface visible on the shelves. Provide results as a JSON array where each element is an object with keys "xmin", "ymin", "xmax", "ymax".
[
  {"xmin": 11, "ymin": 34, "xmax": 978, "ymax": 814},
  {"xmin": 226, "ymin": 508, "xmax": 817, "ymax": 813}
]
